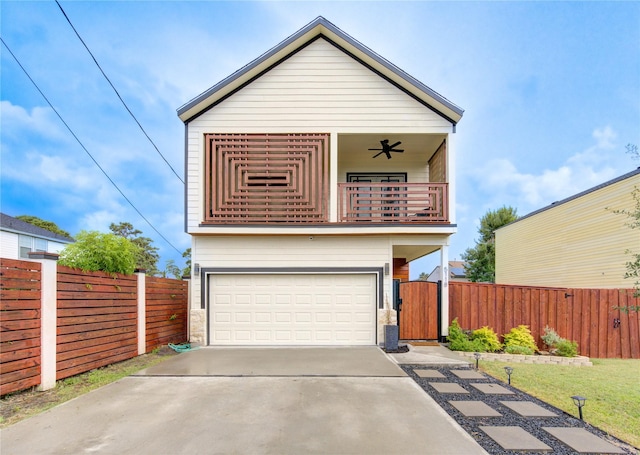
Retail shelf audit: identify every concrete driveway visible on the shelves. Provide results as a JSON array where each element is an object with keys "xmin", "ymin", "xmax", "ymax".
[{"xmin": 1, "ymin": 347, "xmax": 486, "ymax": 455}]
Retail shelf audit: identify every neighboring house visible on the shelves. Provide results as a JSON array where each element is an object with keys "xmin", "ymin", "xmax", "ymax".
[
  {"xmin": 177, "ymin": 17, "xmax": 464, "ymax": 345},
  {"xmin": 495, "ymin": 167, "xmax": 640, "ymax": 289},
  {"xmin": 426, "ymin": 260, "xmax": 469, "ymax": 283},
  {"xmin": 0, "ymin": 213, "xmax": 74, "ymax": 260}
]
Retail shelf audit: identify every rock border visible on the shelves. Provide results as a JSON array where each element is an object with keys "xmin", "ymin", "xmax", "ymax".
[{"xmin": 455, "ymin": 351, "xmax": 593, "ymax": 366}]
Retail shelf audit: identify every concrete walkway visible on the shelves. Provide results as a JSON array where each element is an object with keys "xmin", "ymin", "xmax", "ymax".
[{"xmin": 1, "ymin": 347, "xmax": 487, "ymax": 455}]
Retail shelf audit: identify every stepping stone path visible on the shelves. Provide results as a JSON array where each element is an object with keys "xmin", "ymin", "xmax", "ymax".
[
  {"xmin": 471, "ymin": 383, "xmax": 515, "ymax": 394},
  {"xmin": 500, "ymin": 400, "xmax": 558, "ymax": 417},
  {"xmin": 405, "ymin": 365, "xmax": 633, "ymax": 454},
  {"xmin": 449, "ymin": 401, "xmax": 501, "ymax": 417},
  {"xmin": 480, "ymin": 426, "xmax": 552, "ymax": 452},
  {"xmin": 413, "ymin": 369, "xmax": 446, "ymax": 378}
]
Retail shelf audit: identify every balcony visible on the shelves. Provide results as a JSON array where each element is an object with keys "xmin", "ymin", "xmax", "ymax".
[{"xmin": 338, "ymin": 183, "xmax": 448, "ymax": 223}]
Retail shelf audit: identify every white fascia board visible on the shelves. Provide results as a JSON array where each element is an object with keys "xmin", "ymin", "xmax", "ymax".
[{"xmin": 189, "ymin": 226, "xmax": 457, "ymax": 236}]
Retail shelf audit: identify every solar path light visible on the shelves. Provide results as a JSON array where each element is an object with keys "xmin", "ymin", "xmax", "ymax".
[
  {"xmin": 473, "ymin": 352, "xmax": 481, "ymax": 370},
  {"xmin": 571, "ymin": 395, "xmax": 587, "ymax": 420},
  {"xmin": 504, "ymin": 366, "xmax": 514, "ymax": 385}
]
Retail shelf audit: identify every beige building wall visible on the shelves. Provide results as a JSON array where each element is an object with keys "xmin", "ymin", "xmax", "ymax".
[{"xmin": 495, "ymin": 171, "xmax": 640, "ymax": 289}]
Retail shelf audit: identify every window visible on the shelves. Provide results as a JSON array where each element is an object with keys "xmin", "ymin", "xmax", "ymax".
[{"xmin": 19, "ymin": 235, "xmax": 47, "ymax": 258}]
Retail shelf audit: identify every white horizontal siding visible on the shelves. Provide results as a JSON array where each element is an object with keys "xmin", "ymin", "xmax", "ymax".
[
  {"xmin": 0, "ymin": 231, "xmax": 18, "ymax": 259},
  {"xmin": 190, "ymin": 235, "xmax": 391, "ymax": 312}
]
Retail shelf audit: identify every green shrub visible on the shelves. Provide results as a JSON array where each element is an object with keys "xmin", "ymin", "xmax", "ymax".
[
  {"xmin": 555, "ymin": 339, "xmax": 578, "ymax": 357},
  {"xmin": 447, "ymin": 319, "xmax": 486, "ymax": 352},
  {"xmin": 471, "ymin": 326, "xmax": 503, "ymax": 352},
  {"xmin": 505, "ymin": 344, "xmax": 534, "ymax": 355},
  {"xmin": 59, "ymin": 231, "xmax": 139, "ymax": 275},
  {"xmin": 541, "ymin": 326, "xmax": 562, "ymax": 349},
  {"xmin": 503, "ymin": 325, "xmax": 538, "ymax": 352}
]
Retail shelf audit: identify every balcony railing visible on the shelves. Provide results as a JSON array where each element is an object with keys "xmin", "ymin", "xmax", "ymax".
[{"xmin": 338, "ymin": 183, "xmax": 448, "ymax": 223}]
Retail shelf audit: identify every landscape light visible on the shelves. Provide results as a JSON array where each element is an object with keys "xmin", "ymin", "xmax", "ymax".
[
  {"xmin": 504, "ymin": 366, "xmax": 514, "ymax": 385},
  {"xmin": 473, "ymin": 352, "xmax": 481, "ymax": 370},
  {"xmin": 571, "ymin": 395, "xmax": 587, "ymax": 420}
]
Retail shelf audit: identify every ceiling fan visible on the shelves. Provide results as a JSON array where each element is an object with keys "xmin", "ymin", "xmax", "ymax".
[{"xmin": 369, "ymin": 139, "xmax": 404, "ymax": 159}]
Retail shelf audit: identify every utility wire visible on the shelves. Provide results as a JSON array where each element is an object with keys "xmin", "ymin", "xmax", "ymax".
[
  {"xmin": 1, "ymin": 37, "xmax": 183, "ymax": 255},
  {"xmin": 55, "ymin": 0, "xmax": 185, "ymax": 185}
]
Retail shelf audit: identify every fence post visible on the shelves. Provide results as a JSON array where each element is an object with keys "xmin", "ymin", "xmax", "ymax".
[
  {"xmin": 136, "ymin": 269, "xmax": 146, "ymax": 355},
  {"xmin": 28, "ymin": 252, "xmax": 58, "ymax": 391}
]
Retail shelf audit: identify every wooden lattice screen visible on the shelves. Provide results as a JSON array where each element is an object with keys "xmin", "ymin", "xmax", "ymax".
[
  {"xmin": 204, "ymin": 133, "xmax": 329, "ymax": 223},
  {"xmin": 428, "ymin": 140, "xmax": 446, "ymax": 183}
]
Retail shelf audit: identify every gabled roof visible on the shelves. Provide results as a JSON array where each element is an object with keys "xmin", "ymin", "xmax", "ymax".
[
  {"xmin": 498, "ymin": 167, "xmax": 640, "ymax": 229},
  {"xmin": 0, "ymin": 213, "xmax": 75, "ymax": 243},
  {"xmin": 177, "ymin": 16, "xmax": 464, "ymax": 124}
]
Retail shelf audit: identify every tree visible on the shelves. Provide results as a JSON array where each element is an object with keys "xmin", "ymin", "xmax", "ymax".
[
  {"xmin": 417, "ymin": 272, "xmax": 429, "ymax": 281},
  {"xmin": 58, "ymin": 231, "xmax": 138, "ymax": 274},
  {"xmin": 109, "ymin": 222, "xmax": 159, "ymax": 275},
  {"xmin": 162, "ymin": 259, "xmax": 183, "ymax": 279},
  {"xmin": 182, "ymin": 248, "xmax": 191, "ymax": 277},
  {"xmin": 461, "ymin": 206, "xmax": 518, "ymax": 283},
  {"xmin": 16, "ymin": 215, "xmax": 71, "ymax": 238}
]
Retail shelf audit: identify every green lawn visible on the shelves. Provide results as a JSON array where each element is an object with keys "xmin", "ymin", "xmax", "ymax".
[{"xmin": 479, "ymin": 358, "xmax": 640, "ymax": 449}]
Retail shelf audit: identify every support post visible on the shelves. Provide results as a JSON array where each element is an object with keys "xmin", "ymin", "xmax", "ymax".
[
  {"xmin": 29, "ymin": 252, "xmax": 58, "ymax": 391},
  {"xmin": 136, "ymin": 269, "xmax": 146, "ymax": 355},
  {"xmin": 440, "ymin": 245, "xmax": 450, "ymax": 339}
]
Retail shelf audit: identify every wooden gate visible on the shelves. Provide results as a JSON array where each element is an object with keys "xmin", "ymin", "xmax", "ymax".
[{"xmin": 399, "ymin": 281, "xmax": 439, "ymax": 340}]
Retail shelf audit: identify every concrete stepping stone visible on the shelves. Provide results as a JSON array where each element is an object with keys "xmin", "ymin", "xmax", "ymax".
[
  {"xmin": 451, "ymin": 369, "xmax": 485, "ymax": 379},
  {"xmin": 429, "ymin": 382, "xmax": 469, "ymax": 394},
  {"xmin": 543, "ymin": 427, "xmax": 625, "ymax": 454},
  {"xmin": 480, "ymin": 426, "xmax": 552, "ymax": 452},
  {"xmin": 413, "ymin": 369, "xmax": 446, "ymax": 378},
  {"xmin": 500, "ymin": 400, "xmax": 558, "ymax": 417},
  {"xmin": 471, "ymin": 383, "xmax": 515, "ymax": 394},
  {"xmin": 449, "ymin": 400, "xmax": 501, "ymax": 417}
]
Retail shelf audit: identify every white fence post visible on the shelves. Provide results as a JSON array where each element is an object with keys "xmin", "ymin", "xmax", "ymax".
[
  {"xmin": 136, "ymin": 270, "xmax": 146, "ymax": 355},
  {"xmin": 29, "ymin": 252, "xmax": 58, "ymax": 391}
]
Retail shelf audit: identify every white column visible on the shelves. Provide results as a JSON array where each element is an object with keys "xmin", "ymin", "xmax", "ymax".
[
  {"xmin": 136, "ymin": 270, "xmax": 146, "ymax": 355},
  {"xmin": 30, "ymin": 252, "xmax": 58, "ymax": 391},
  {"xmin": 440, "ymin": 245, "xmax": 450, "ymax": 338},
  {"xmin": 329, "ymin": 132, "xmax": 339, "ymax": 222}
]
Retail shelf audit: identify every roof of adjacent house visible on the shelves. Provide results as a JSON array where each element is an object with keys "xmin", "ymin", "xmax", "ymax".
[
  {"xmin": 497, "ymin": 167, "xmax": 640, "ymax": 230},
  {"xmin": 177, "ymin": 16, "xmax": 464, "ymax": 124},
  {"xmin": 0, "ymin": 213, "xmax": 75, "ymax": 243}
]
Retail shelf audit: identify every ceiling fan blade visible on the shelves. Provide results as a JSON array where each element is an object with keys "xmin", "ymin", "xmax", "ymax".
[
  {"xmin": 390, "ymin": 148, "xmax": 404, "ymax": 153},
  {"xmin": 372, "ymin": 151, "xmax": 385, "ymax": 158},
  {"xmin": 389, "ymin": 141, "xmax": 402, "ymax": 149},
  {"xmin": 385, "ymin": 152, "xmax": 392, "ymax": 159},
  {"xmin": 368, "ymin": 148, "xmax": 383, "ymax": 151}
]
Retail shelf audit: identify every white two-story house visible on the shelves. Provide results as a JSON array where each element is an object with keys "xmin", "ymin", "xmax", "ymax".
[{"xmin": 177, "ymin": 17, "xmax": 463, "ymax": 346}]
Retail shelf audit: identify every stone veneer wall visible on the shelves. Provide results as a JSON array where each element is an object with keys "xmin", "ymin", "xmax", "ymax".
[{"xmin": 455, "ymin": 351, "xmax": 593, "ymax": 366}]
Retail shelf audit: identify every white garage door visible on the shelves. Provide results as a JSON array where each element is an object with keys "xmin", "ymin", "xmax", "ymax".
[{"xmin": 209, "ymin": 274, "xmax": 377, "ymax": 345}]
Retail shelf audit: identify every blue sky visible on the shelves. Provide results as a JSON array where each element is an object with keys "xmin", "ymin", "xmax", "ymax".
[{"xmin": 2, "ymin": 1, "xmax": 639, "ymax": 276}]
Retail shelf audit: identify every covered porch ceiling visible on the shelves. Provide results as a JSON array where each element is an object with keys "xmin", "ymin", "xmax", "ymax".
[
  {"xmin": 338, "ymin": 133, "xmax": 446, "ymax": 164},
  {"xmin": 393, "ymin": 244, "xmax": 441, "ymax": 262}
]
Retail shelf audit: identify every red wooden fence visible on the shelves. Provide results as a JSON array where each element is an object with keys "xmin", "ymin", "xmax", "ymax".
[
  {"xmin": 1, "ymin": 258, "xmax": 190, "ymax": 396},
  {"xmin": 0, "ymin": 259, "xmax": 42, "ymax": 395},
  {"xmin": 449, "ymin": 282, "xmax": 640, "ymax": 359},
  {"xmin": 56, "ymin": 266, "xmax": 139, "ymax": 380},
  {"xmin": 145, "ymin": 277, "xmax": 188, "ymax": 351}
]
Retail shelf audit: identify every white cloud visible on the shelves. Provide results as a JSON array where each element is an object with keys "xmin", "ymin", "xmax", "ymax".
[
  {"xmin": 471, "ymin": 126, "xmax": 622, "ymax": 211},
  {"xmin": 0, "ymin": 101, "xmax": 68, "ymax": 142}
]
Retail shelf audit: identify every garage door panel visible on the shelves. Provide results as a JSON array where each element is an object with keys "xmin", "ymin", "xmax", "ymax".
[{"xmin": 209, "ymin": 274, "xmax": 376, "ymax": 345}]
